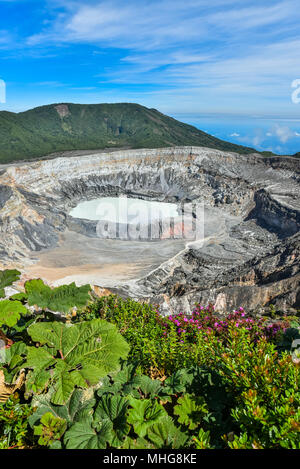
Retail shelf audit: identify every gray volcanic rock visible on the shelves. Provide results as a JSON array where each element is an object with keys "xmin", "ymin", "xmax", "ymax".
[
  {"xmin": 0, "ymin": 146, "xmax": 299, "ymax": 313},
  {"xmin": 0, "ymin": 186, "xmax": 13, "ymax": 210}
]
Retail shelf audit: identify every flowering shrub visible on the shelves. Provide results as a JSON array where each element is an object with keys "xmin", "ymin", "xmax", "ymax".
[
  {"xmin": 77, "ymin": 296, "xmax": 297, "ymax": 378},
  {"xmin": 76, "ymin": 296, "xmax": 300, "ymax": 449},
  {"xmin": 160, "ymin": 304, "xmax": 288, "ymax": 346}
]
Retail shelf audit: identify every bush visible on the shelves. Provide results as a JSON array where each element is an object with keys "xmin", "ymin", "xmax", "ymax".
[
  {"xmin": 74, "ymin": 297, "xmax": 291, "ymax": 377},
  {"xmin": 0, "ymin": 395, "xmax": 34, "ymax": 449},
  {"xmin": 0, "ymin": 273, "xmax": 299, "ymax": 450},
  {"xmin": 71, "ymin": 296, "xmax": 300, "ymax": 449}
]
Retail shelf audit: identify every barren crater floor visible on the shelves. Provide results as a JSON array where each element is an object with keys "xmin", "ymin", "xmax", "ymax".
[
  {"xmin": 27, "ymin": 231, "xmax": 187, "ymax": 287},
  {"xmin": 25, "ymin": 204, "xmax": 240, "ymax": 287}
]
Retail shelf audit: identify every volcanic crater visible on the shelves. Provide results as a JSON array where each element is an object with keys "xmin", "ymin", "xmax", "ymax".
[{"xmin": 0, "ymin": 146, "xmax": 299, "ymax": 314}]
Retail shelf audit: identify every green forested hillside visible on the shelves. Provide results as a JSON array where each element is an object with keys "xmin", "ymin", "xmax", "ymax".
[{"xmin": 0, "ymin": 102, "xmax": 256, "ymax": 163}]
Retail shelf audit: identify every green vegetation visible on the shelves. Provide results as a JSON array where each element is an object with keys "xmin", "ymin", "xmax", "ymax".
[
  {"xmin": 0, "ymin": 103, "xmax": 256, "ymax": 164},
  {"xmin": 0, "ymin": 395, "xmax": 33, "ymax": 449},
  {"xmin": 0, "ymin": 270, "xmax": 299, "ymax": 449}
]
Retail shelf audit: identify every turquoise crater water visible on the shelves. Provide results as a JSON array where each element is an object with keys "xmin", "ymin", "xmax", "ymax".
[{"xmin": 69, "ymin": 196, "xmax": 179, "ymax": 225}]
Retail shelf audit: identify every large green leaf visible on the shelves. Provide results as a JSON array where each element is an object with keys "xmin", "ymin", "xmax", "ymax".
[
  {"xmin": 23, "ymin": 347, "xmax": 56, "ymax": 394},
  {"xmin": 127, "ymin": 397, "xmax": 167, "ymax": 438},
  {"xmin": 94, "ymin": 395, "xmax": 130, "ymax": 447},
  {"xmin": 138, "ymin": 375, "xmax": 164, "ymax": 398},
  {"xmin": 9, "ymin": 292, "xmax": 28, "ymax": 302},
  {"xmin": 29, "ymin": 388, "xmax": 96, "ymax": 428},
  {"xmin": 147, "ymin": 415, "xmax": 189, "ymax": 449},
  {"xmin": 24, "ymin": 319, "xmax": 130, "ymax": 404},
  {"xmin": 96, "ymin": 375, "xmax": 124, "ymax": 397},
  {"xmin": 173, "ymin": 394, "xmax": 209, "ymax": 430},
  {"xmin": 97, "ymin": 364, "xmax": 142, "ymax": 399},
  {"xmin": 0, "ymin": 270, "xmax": 21, "ymax": 298},
  {"xmin": 96, "ymin": 364, "xmax": 168, "ymax": 401},
  {"xmin": 25, "ymin": 279, "xmax": 91, "ymax": 313},
  {"xmin": 112, "ymin": 363, "xmax": 141, "ymax": 389},
  {"xmin": 64, "ymin": 416, "xmax": 113, "ymax": 449},
  {"xmin": 163, "ymin": 369, "xmax": 188, "ymax": 395},
  {"xmin": 0, "ymin": 300, "xmax": 29, "ymax": 327},
  {"xmin": 0, "ymin": 341, "xmax": 27, "ymax": 383},
  {"xmin": 122, "ymin": 437, "xmax": 155, "ymax": 449}
]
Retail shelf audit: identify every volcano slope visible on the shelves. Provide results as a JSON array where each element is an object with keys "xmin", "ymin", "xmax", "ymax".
[{"xmin": 0, "ymin": 146, "xmax": 299, "ymax": 314}]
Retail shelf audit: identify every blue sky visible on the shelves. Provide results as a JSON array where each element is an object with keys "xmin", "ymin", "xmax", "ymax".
[{"xmin": 0, "ymin": 0, "xmax": 300, "ymax": 153}]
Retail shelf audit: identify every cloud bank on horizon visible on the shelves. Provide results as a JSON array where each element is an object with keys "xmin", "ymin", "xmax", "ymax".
[{"xmin": 0, "ymin": 0, "xmax": 300, "ymax": 124}]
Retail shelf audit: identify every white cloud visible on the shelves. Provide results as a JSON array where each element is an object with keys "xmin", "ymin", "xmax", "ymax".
[
  {"xmin": 0, "ymin": 30, "xmax": 14, "ymax": 48},
  {"xmin": 230, "ymin": 132, "xmax": 240, "ymax": 137},
  {"xmin": 35, "ymin": 81, "xmax": 65, "ymax": 87},
  {"xmin": 27, "ymin": 1, "xmax": 213, "ymax": 49},
  {"xmin": 272, "ymin": 124, "xmax": 295, "ymax": 143},
  {"xmin": 27, "ymin": 0, "xmax": 300, "ymax": 51}
]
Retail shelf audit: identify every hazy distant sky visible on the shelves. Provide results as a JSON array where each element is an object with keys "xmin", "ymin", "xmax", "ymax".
[{"xmin": 0, "ymin": 0, "xmax": 300, "ymax": 121}]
